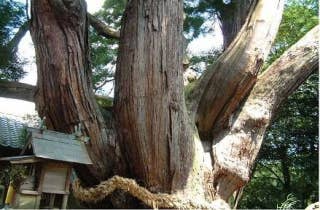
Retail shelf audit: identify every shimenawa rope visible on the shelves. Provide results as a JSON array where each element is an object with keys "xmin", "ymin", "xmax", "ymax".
[{"xmin": 72, "ymin": 175, "xmax": 229, "ymax": 209}]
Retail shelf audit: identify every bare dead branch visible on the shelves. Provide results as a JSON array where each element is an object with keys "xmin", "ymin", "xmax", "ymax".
[
  {"xmin": 251, "ymin": 25, "xmax": 319, "ymax": 111},
  {"xmin": 0, "ymin": 80, "xmax": 35, "ymax": 102},
  {"xmin": 88, "ymin": 13, "xmax": 120, "ymax": 39},
  {"xmin": 7, "ymin": 21, "xmax": 29, "ymax": 54}
]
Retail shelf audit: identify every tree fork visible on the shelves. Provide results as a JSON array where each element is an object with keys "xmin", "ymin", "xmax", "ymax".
[{"xmin": 5, "ymin": 0, "xmax": 317, "ymax": 208}]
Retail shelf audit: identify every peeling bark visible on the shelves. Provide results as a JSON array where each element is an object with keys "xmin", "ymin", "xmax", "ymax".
[
  {"xmin": 187, "ymin": 0, "xmax": 284, "ymax": 139},
  {"xmin": 251, "ymin": 26, "xmax": 319, "ymax": 110},
  {"xmin": 211, "ymin": 26, "xmax": 318, "ymax": 200}
]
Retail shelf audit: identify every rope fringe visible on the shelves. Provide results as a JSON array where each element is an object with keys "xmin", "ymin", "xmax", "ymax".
[{"xmin": 72, "ymin": 175, "xmax": 227, "ymax": 209}]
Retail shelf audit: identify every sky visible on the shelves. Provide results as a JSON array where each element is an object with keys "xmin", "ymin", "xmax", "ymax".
[{"xmin": 0, "ymin": 0, "xmax": 222, "ymax": 120}]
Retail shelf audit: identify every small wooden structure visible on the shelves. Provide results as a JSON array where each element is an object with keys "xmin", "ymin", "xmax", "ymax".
[
  {"xmin": 0, "ymin": 185, "xmax": 4, "ymax": 207},
  {"xmin": 0, "ymin": 127, "xmax": 92, "ymax": 209}
]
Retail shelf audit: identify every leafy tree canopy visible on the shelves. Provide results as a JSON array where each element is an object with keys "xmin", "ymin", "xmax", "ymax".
[
  {"xmin": 89, "ymin": 0, "xmax": 126, "ymax": 93},
  {"xmin": 183, "ymin": 0, "xmax": 228, "ymax": 39},
  {"xmin": 0, "ymin": 0, "xmax": 27, "ymax": 81},
  {"xmin": 266, "ymin": 0, "xmax": 318, "ymax": 65}
]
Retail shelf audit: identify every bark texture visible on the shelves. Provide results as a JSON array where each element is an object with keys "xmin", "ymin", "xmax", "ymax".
[
  {"xmin": 29, "ymin": 0, "xmax": 119, "ymax": 183},
  {"xmin": 210, "ymin": 25, "xmax": 318, "ymax": 200},
  {"xmin": 23, "ymin": 0, "xmax": 318, "ymax": 208},
  {"xmin": 219, "ymin": 0, "xmax": 254, "ymax": 48},
  {"xmin": 188, "ymin": 0, "xmax": 284, "ymax": 139},
  {"xmin": 114, "ymin": 0, "xmax": 205, "ymax": 198}
]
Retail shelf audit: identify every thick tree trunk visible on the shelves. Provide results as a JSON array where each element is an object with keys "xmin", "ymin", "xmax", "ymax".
[
  {"xmin": 29, "ymin": 0, "xmax": 120, "ymax": 184},
  {"xmin": 187, "ymin": 0, "xmax": 284, "ymax": 139},
  {"xmin": 114, "ymin": 0, "xmax": 206, "ymax": 198},
  {"xmin": 219, "ymin": 0, "xmax": 254, "ymax": 48},
  {"xmin": 23, "ymin": 0, "xmax": 318, "ymax": 208}
]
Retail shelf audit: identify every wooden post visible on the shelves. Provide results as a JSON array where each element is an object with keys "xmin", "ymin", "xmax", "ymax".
[
  {"xmin": 4, "ymin": 183, "xmax": 14, "ymax": 206},
  {"xmin": 61, "ymin": 166, "xmax": 71, "ymax": 209},
  {"xmin": 65, "ymin": 167, "xmax": 71, "ymax": 193},
  {"xmin": 49, "ymin": 194, "xmax": 55, "ymax": 209},
  {"xmin": 35, "ymin": 195, "xmax": 41, "ymax": 209},
  {"xmin": 61, "ymin": 194, "xmax": 68, "ymax": 209},
  {"xmin": 37, "ymin": 166, "xmax": 45, "ymax": 193}
]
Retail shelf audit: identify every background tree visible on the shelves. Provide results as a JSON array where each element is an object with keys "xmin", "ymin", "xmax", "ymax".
[
  {"xmin": 0, "ymin": 0, "xmax": 28, "ymax": 81},
  {"xmin": 89, "ymin": 0, "xmax": 125, "ymax": 93}
]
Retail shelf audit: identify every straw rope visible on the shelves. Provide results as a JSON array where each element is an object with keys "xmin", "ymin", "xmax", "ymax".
[{"xmin": 72, "ymin": 175, "xmax": 228, "ymax": 209}]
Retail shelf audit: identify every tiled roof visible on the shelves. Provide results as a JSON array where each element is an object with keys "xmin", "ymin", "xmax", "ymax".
[{"xmin": 0, "ymin": 116, "xmax": 27, "ymax": 149}]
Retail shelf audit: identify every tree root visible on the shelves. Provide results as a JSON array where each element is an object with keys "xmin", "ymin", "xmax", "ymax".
[{"xmin": 72, "ymin": 175, "xmax": 229, "ymax": 209}]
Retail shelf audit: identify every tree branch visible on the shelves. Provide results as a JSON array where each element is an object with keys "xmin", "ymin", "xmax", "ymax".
[
  {"xmin": 259, "ymin": 163, "xmax": 285, "ymax": 185},
  {"xmin": 6, "ymin": 13, "xmax": 120, "ymax": 51},
  {"xmin": 88, "ymin": 13, "xmax": 120, "ymax": 39},
  {"xmin": 0, "ymin": 80, "xmax": 117, "ymax": 110},
  {"xmin": 187, "ymin": 0, "xmax": 284, "ymax": 139},
  {"xmin": 0, "ymin": 80, "xmax": 35, "ymax": 102},
  {"xmin": 7, "ymin": 21, "xmax": 29, "ymax": 54},
  {"xmin": 210, "ymin": 26, "xmax": 318, "ymax": 200},
  {"xmin": 251, "ymin": 25, "xmax": 319, "ymax": 112}
]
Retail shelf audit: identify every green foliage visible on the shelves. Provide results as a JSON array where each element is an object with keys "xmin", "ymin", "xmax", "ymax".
[
  {"xmin": 239, "ymin": 163, "xmax": 288, "ymax": 209},
  {"xmin": 96, "ymin": 96, "xmax": 113, "ymax": 108},
  {"xmin": 0, "ymin": 0, "xmax": 27, "ymax": 81},
  {"xmin": 0, "ymin": 166, "xmax": 9, "ymax": 186},
  {"xmin": 89, "ymin": 0, "xmax": 126, "ymax": 93},
  {"xmin": 0, "ymin": 0, "xmax": 25, "ymax": 42},
  {"xmin": 188, "ymin": 48, "xmax": 222, "ymax": 73},
  {"xmin": 265, "ymin": 0, "xmax": 318, "ymax": 66},
  {"xmin": 0, "ymin": 165, "xmax": 27, "ymax": 189},
  {"xmin": 183, "ymin": 0, "xmax": 225, "ymax": 40},
  {"xmin": 9, "ymin": 165, "xmax": 27, "ymax": 189},
  {"xmin": 277, "ymin": 194, "xmax": 299, "ymax": 209},
  {"xmin": 240, "ymin": 71, "xmax": 318, "ymax": 209},
  {"xmin": 22, "ymin": 114, "xmax": 41, "ymax": 127}
]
